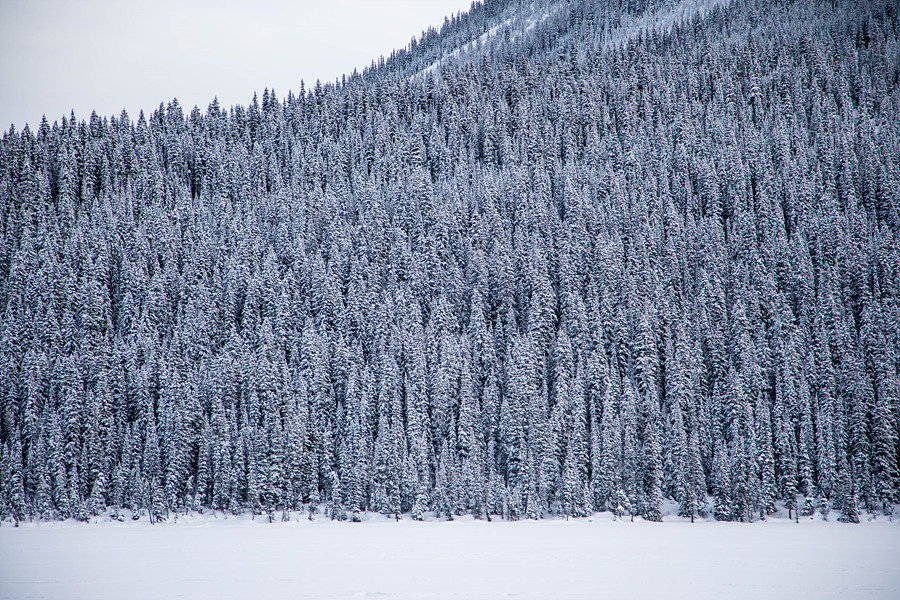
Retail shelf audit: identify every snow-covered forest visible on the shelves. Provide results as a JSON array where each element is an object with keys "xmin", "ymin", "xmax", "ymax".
[{"xmin": 0, "ymin": 0, "xmax": 898, "ymax": 526}]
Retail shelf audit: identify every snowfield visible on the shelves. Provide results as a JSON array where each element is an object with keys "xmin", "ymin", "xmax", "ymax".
[{"xmin": 1, "ymin": 512, "xmax": 898, "ymax": 600}]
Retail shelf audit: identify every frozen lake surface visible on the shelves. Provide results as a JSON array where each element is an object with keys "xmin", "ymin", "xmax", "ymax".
[{"xmin": 1, "ymin": 512, "xmax": 898, "ymax": 599}]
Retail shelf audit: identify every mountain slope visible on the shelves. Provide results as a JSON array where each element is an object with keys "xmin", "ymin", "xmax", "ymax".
[
  {"xmin": 0, "ymin": 0, "xmax": 898, "ymax": 525},
  {"xmin": 364, "ymin": 0, "xmax": 733, "ymax": 81}
]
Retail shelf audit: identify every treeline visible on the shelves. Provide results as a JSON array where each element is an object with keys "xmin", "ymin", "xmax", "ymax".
[{"xmin": 0, "ymin": 0, "xmax": 898, "ymax": 525}]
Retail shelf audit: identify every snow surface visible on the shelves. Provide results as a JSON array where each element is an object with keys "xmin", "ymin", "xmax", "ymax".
[{"xmin": 1, "ymin": 511, "xmax": 898, "ymax": 600}]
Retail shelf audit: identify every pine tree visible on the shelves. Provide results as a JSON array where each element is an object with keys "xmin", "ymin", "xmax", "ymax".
[
  {"xmin": 621, "ymin": 382, "xmax": 642, "ymax": 521},
  {"xmin": 712, "ymin": 439, "xmax": 732, "ymax": 522}
]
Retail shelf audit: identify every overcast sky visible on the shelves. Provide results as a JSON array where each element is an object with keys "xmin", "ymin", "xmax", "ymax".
[{"xmin": 0, "ymin": 0, "xmax": 474, "ymax": 130}]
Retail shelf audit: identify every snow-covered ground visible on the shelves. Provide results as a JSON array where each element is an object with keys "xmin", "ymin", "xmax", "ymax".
[{"xmin": 1, "ymin": 511, "xmax": 898, "ymax": 600}]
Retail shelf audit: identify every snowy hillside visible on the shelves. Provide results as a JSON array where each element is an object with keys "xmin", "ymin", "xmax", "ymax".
[
  {"xmin": 2, "ymin": 0, "xmax": 899, "ymax": 597},
  {"xmin": 1, "ymin": 0, "xmax": 899, "ymax": 535},
  {"xmin": 416, "ymin": 2, "xmax": 561, "ymax": 77},
  {"xmin": 376, "ymin": 0, "xmax": 737, "ymax": 80}
]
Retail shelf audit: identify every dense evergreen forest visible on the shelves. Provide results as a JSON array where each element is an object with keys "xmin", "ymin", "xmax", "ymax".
[{"xmin": 0, "ymin": 0, "xmax": 898, "ymax": 525}]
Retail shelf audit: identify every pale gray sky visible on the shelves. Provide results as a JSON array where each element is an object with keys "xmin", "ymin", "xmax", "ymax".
[{"xmin": 0, "ymin": 0, "xmax": 474, "ymax": 130}]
